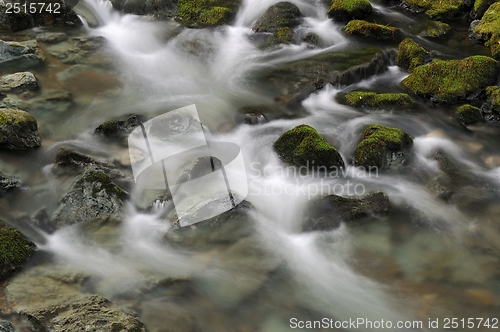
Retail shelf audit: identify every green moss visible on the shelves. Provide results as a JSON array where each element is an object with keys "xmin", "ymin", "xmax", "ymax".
[
  {"xmin": 252, "ymin": 2, "xmax": 302, "ymax": 33},
  {"xmin": 328, "ymin": 0, "xmax": 373, "ymax": 21},
  {"xmin": 79, "ymin": 170, "xmax": 128, "ymax": 201},
  {"xmin": 397, "ymin": 38, "xmax": 428, "ymax": 72},
  {"xmin": 177, "ymin": 0, "xmax": 235, "ymax": 26},
  {"xmin": 473, "ymin": 2, "xmax": 500, "ymax": 59},
  {"xmin": 343, "ymin": 91, "xmax": 415, "ymax": 109},
  {"xmin": 100, "ymin": 120, "xmax": 120, "ymax": 136},
  {"xmin": 273, "ymin": 124, "xmax": 344, "ymax": 169},
  {"xmin": 456, "ymin": 104, "xmax": 483, "ymax": 124},
  {"xmin": 343, "ymin": 20, "xmax": 399, "ymax": 40},
  {"xmin": 404, "ymin": 0, "xmax": 463, "ymax": 20},
  {"xmin": 485, "ymin": 85, "xmax": 500, "ymax": 113},
  {"xmin": 198, "ymin": 6, "xmax": 232, "ymax": 25},
  {"xmin": 276, "ymin": 27, "xmax": 293, "ymax": 43},
  {"xmin": 473, "ymin": 0, "xmax": 499, "ymax": 18},
  {"xmin": 0, "ymin": 109, "xmax": 35, "ymax": 126},
  {"xmin": 417, "ymin": 20, "xmax": 450, "ymax": 38},
  {"xmin": 401, "ymin": 55, "xmax": 500, "ymax": 103},
  {"xmin": 354, "ymin": 124, "xmax": 413, "ymax": 168},
  {"xmin": 0, "ymin": 228, "xmax": 35, "ymax": 281}
]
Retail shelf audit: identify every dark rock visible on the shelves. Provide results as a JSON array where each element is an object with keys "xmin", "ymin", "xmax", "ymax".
[
  {"xmin": 0, "ymin": 72, "xmax": 38, "ymax": 93},
  {"xmin": 303, "ymin": 32, "xmax": 320, "ymax": 47},
  {"xmin": 456, "ymin": 104, "xmax": 483, "ymax": 124},
  {"xmin": 328, "ymin": 0, "xmax": 372, "ymax": 21},
  {"xmin": 0, "ymin": 108, "xmax": 41, "ymax": 150},
  {"xmin": 417, "ymin": 20, "xmax": 451, "ymax": 38},
  {"xmin": 354, "ymin": 124, "xmax": 413, "ymax": 169},
  {"xmin": 252, "ymin": 2, "xmax": 302, "ymax": 33},
  {"xmin": 0, "ymin": 227, "xmax": 36, "ymax": 281},
  {"xmin": 0, "ymin": 40, "xmax": 44, "ymax": 71},
  {"xmin": 20, "ymin": 295, "xmax": 146, "ymax": 332},
  {"xmin": 95, "ymin": 114, "xmax": 144, "ymax": 138},
  {"xmin": 0, "ymin": 172, "xmax": 22, "ymax": 194},
  {"xmin": 470, "ymin": 0, "xmax": 498, "ymax": 20},
  {"xmin": 343, "ymin": 20, "xmax": 401, "ymax": 40},
  {"xmin": 111, "ymin": 0, "xmax": 175, "ymax": 17},
  {"xmin": 481, "ymin": 85, "xmax": 500, "ymax": 121},
  {"xmin": 303, "ymin": 192, "xmax": 391, "ymax": 231},
  {"xmin": 0, "ymin": 320, "xmax": 15, "ymax": 332},
  {"xmin": 243, "ymin": 112, "xmax": 267, "ymax": 125},
  {"xmin": 470, "ymin": 2, "xmax": 500, "ymax": 59},
  {"xmin": 52, "ymin": 167, "xmax": 128, "ymax": 228},
  {"xmin": 273, "ymin": 124, "xmax": 345, "ymax": 170},
  {"xmin": 469, "ymin": 20, "xmax": 483, "ymax": 43}
]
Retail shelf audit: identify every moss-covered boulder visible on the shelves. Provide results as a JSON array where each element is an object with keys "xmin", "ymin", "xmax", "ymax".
[
  {"xmin": 354, "ymin": 124, "xmax": 413, "ymax": 169},
  {"xmin": 52, "ymin": 168, "xmax": 128, "ymax": 228},
  {"xmin": 470, "ymin": 0, "xmax": 500, "ymax": 20},
  {"xmin": 273, "ymin": 125, "xmax": 344, "ymax": 169},
  {"xmin": 341, "ymin": 91, "xmax": 415, "ymax": 109},
  {"xmin": 328, "ymin": 0, "xmax": 373, "ymax": 21},
  {"xmin": 401, "ymin": 0, "xmax": 464, "ymax": 20},
  {"xmin": 0, "ymin": 108, "xmax": 41, "ymax": 150},
  {"xmin": 481, "ymin": 85, "xmax": 500, "ymax": 121},
  {"xmin": 0, "ymin": 227, "xmax": 35, "ymax": 281},
  {"xmin": 177, "ymin": 0, "xmax": 238, "ymax": 27},
  {"xmin": 252, "ymin": 2, "xmax": 302, "ymax": 32},
  {"xmin": 95, "ymin": 114, "xmax": 144, "ymax": 138},
  {"xmin": 303, "ymin": 191, "xmax": 391, "ymax": 231},
  {"xmin": 456, "ymin": 104, "xmax": 483, "ymax": 124},
  {"xmin": 397, "ymin": 38, "xmax": 429, "ymax": 72},
  {"xmin": 343, "ymin": 20, "xmax": 400, "ymax": 40},
  {"xmin": 471, "ymin": 2, "xmax": 500, "ymax": 59},
  {"xmin": 401, "ymin": 55, "xmax": 500, "ymax": 103},
  {"xmin": 417, "ymin": 20, "xmax": 450, "ymax": 38}
]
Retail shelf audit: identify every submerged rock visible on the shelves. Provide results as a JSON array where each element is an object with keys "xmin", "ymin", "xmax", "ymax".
[
  {"xmin": 36, "ymin": 32, "xmax": 68, "ymax": 44},
  {"xmin": 52, "ymin": 167, "xmax": 128, "ymax": 228},
  {"xmin": 456, "ymin": 104, "xmax": 483, "ymax": 124},
  {"xmin": 0, "ymin": 72, "xmax": 38, "ymax": 93},
  {"xmin": 95, "ymin": 114, "xmax": 144, "ymax": 138},
  {"xmin": 20, "ymin": 89, "xmax": 72, "ymax": 113},
  {"xmin": 0, "ymin": 40, "xmax": 44, "ymax": 71},
  {"xmin": 48, "ymin": 36, "xmax": 112, "ymax": 67},
  {"xmin": 341, "ymin": 91, "xmax": 415, "ymax": 110},
  {"xmin": 252, "ymin": 2, "xmax": 302, "ymax": 32},
  {"xmin": 343, "ymin": 20, "xmax": 400, "ymax": 40},
  {"xmin": 0, "ymin": 227, "xmax": 36, "ymax": 281},
  {"xmin": 303, "ymin": 192, "xmax": 391, "ymax": 231},
  {"xmin": 273, "ymin": 124, "xmax": 344, "ymax": 170},
  {"xmin": 400, "ymin": 0, "xmax": 464, "ymax": 20},
  {"xmin": 471, "ymin": 2, "xmax": 500, "ymax": 59},
  {"xmin": 21, "ymin": 295, "xmax": 146, "ymax": 332},
  {"xmin": 396, "ymin": 38, "xmax": 429, "ymax": 72},
  {"xmin": 401, "ymin": 55, "xmax": 499, "ymax": 103},
  {"xmin": 328, "ymin": 0, "xmax": 372, "ymax": 21},
  {"xmin": 0, "ymin": 108, "xmax": 41, "ymax": 150},
  {"xmin": 417, "ymin": 20, "xmax": 451, "ymax": 38},
  {"xmin": 354, "ymin": 124, "xmax": 413, "ymax": 169},
  {"xmin": 0, "ymin": 171, "xmax": 22, "ymax": 194},
  {"xmin": 177, "ymin": 0, "xmax": 240, "ymax": 27}
]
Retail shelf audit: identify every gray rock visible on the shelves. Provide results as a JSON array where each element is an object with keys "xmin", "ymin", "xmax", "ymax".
[
  {"xmin": 252, "ymin": 2, "xmax": 302, "ymax": 33},
  {"xmin": 52, "ymin": 167, "xmax": 128, "ymax": 228},
  {"xmin": 20, "ymin": 89, "xmax": 71, "ymax": 113},
  {"xmin": 0, "ymin": 108, "xmax": 41, "ymax": 150},
  {"xmin": 0, "ymin": 72, "xmax": 38, "ymax": 93},
  {"xmin": 36, "ymin": 32, "xmax": 68, "ymax": 44},
  {"xmin": 0, "ymin": 171, "xmax": 22, "ymax": 194},
  {"xmin": 0, "ymin": 320, "xmax": 15, "ymax": 332},
  {"xmin": 20, "ymin": 295, "xmax": 146, "ymax": 332},
  {"xmin": 48, "ymin": 36, "xmax": 112, "ymax": 68},
  {"xmin": 0, "ymin": 40, "xmax": 44, "ymax": 71},
  {"xmin": 303, "ymin": 192, "xmax": 391, "ymax": 232}
]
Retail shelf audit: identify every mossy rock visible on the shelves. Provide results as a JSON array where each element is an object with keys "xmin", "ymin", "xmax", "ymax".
[
  {"xmin": 252, "ymin": 2, "xmax": 302, "ymax": 33},
  {"xmin": 303, "ymin": 32, "xmax": 320, "ymax": 47},
  {"xmin": 472, "ymin": 2, "xmax": 500, "ymax": 59},
  {"xmin": 0, "ymin": 227, "xmax": 36, "ymax": 281},
  {"xmin": 343, "ymin": 20, "xmax": 400, "ymax": 40},
  {"xmin": 273, "ymin": 124, "xmax": 344, "ymax": 169},
  {"xmin": 95, "ymin": 114, "xmax": 144, "ymax": 138},
  {"xmin": 401, "ymin": 55, "xmax": 499, "ymax": 103},
  {"xmin": 342, "ymin": 91, "xmax": 415, "ymax": 109},
  {"xmin": 177, "ymin": 0, "xmax": 238, "ymax": 27},
  {"xmin": 401, "ymin": 0, "xmax": 464, "ymax": 20},
  {"xmin": 303, "ymin": 191, "xmax": 391, "ymax": 231},
  {"xmin": 482, "ymin": 85, "xmax": 500, "ymax": 121},
  {"xmin": 471, "ymin": 0, "xmax": 500, "ymax": 20},
  {"xmin": 396, "ymin": 38, "xmax": 428, "ymax": 72},
  {"xmin": 456, "ymin": 104, "xmax": 483, "ymax": 124},
  {"xmin": 354, "ymin": 124, "xmax": 413, "ymax": 169},
  {"xmin": 0, "ymin": 108, "xmax": 41, "ymax": 150},
  {"xmin": 328, "ymin": 0, "xmax": 373, "ymax": 22},
  {"xmin": 417, "ymin": 20, "xmax": 451, "ymax": 38}
]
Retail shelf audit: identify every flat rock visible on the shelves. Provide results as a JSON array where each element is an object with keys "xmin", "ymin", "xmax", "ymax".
[
  {"xmin": 0, "ymin": 72, "xmax": 38, "ymax": 93},
  {"xmin": 36, "ymin": 32, "xmax": 68, "ymax": 44}
]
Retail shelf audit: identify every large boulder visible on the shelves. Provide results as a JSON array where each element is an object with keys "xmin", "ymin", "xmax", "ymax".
[
  {"xmin": 52, "ymin": 167, "xmax": 128, "ymax": 228},
  {"xmin": 0, "ymin": 40, "xmax": 44, "ymax": 71},
  {"xmin": 400, "ymin": 0, "xmax": 464, "ymax": 20},
  {"xmin": 0, "ymin": 72, "xmax": 38, "ymax": 93},
  {"xmin": 303, "ymin": 192, "xmax": 391, "ymax": 231},
  {"xmin": 396, "ymin": 38, "xmax": 429, "ymax": 72},
  {"xmin": 340, "ymin": 91, "xmax": 415, "ymax": 110},
  {"xmin": 20, "ymin": 295, "xmax": 146, "ymax": 332},
  {"xmin": 470, "ymin": 0, "xmax": 499, "ymax": 20},
  {"xmin": 401, "ymin": 55, "xmax": 500, "ymax": 103},
  {"xmin": 354, "ymin": 124, "xmax": 413, "ymax": 169},
  {"xmin": 471, "ymin": 2, "xmax": 500, "ymax": 59},
  {"xmin": 456, "ymin": 104, "xmax": 483, "ymax": 124},
  {"xmin": 328, "ymin": 0, "xmax": 372, "ymax": 21},
  {"xmin": 273, "ymin": 124, "xmax": 345, "ymax": 170},
  {"xmin": 0, "ymin": 108, "xmax": 41, "ymax": 149},
  {"xmin": 0, "ymin": 227, "xmax": 36, "ymax": 281},
  {"xmin": 177, "ymin": 0, "xmax": 240, "ymax": 27},
  {"xmin": 343, "ymin": 20, "xmax": 401, "ymax": 40}
]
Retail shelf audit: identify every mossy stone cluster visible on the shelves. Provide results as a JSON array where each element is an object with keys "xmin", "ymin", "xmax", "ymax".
[
  {"xmin": 397, "ymin": 38, "xmax": 428, "ymax": 72},
  {"xmin": 328, "ymin": 0, "xmax": 373, "ymax": 21},
  {"xmin": 273, "ymin": 124, "xmax": 345, "ymax": 169},
  {"xmin": 177, "ymin": 0, "xmax": 236, "ymax": 26},
  {"xmin": 456, "ymin": 104, "xmax": 483, "ymax": 124},
  {"xmin": 354, "ymin": 124, "xmax": 413, "ymax": 169},
  {"xmin": 402, "ymin": 0, "xmax": 464, "ymax": 20},
  {"xmin": 342, "ymin": 91, "xmax": 415, "ymax": 109},
  {"xmin": 472, "ymin": 2, "xmax": 500, "ymax": 59},
  {"xmin": 343, "ymin": 20, "xmax": 400, "ymax": 40},
  {"xmin": 0, "ymin": 227, "xmax": 35, "ymax": 281},
  {"xmin": 401, "ymin": 55, "xmax": 500, "ymax": 103}
]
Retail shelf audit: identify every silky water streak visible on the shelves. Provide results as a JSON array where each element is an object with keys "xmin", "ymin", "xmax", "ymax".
[{"xmin": 128, "ymin": 104, "xmax": 248, "ymax": 226}]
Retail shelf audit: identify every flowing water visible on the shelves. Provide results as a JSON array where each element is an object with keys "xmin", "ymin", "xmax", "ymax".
[{"xmin": 2, "ymin": 0, "xmax": 500, "ymax": 331}]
